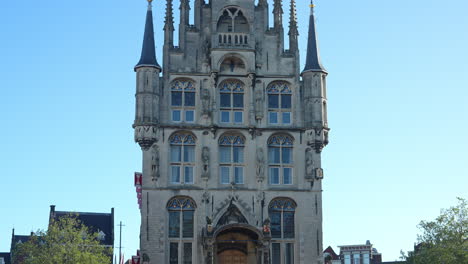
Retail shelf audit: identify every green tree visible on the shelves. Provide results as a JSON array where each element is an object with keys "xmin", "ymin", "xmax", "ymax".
[
  {"xmin": 12, "ymin": 214, "xmax": 112, "ymax": 264},
  {"xmin": 401, "ymin": 198, "xmax": 468, "ymax": 264}
]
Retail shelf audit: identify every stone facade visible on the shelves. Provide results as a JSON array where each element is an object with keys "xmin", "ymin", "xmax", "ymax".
[{"xmin": 133, "ymin": 0, "xmax": 329, "ymax": 263}]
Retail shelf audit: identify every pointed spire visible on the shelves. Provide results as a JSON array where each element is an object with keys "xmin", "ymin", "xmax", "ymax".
[
  {"xmin": 164, "ymin": 0, "xmax": 174, "ymax": 32},
  {"xmin": 273, "ymin": 0, "xmax": 283, "ymax": 30},
  {"xmin": 135, "ymin": 0, "xmax": 161, "ymax": 70},
  {"xmin": 288, "ymin": 0, "xmax": 298, "ymax": 40},
  {"xmin": 303, "ymin": 0, "xmax": 326, "ymax": 73}
]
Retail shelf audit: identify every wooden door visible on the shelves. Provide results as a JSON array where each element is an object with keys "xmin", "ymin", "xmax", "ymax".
[{"xmin": 218, "ymin": 249, "xmax": 247, "ymax": 264}]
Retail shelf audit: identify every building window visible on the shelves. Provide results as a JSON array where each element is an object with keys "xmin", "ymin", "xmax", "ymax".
[
  {"xmin": 267, "ymin": 82, "xmax": 292, "ymax": 125},
  {"xmin": 219, "ymin": 134, "xmax": 245, "ymax": 184},
  {"xmin": 171, "ymin": 79, "xmax": 196, "ymax": 123},
  {"xmin": 269, "ymin": 198, "xmax": 296, "ymax": 264},
  {"xmin": 170, "ymin": 133, "xmax": 196, "ymax": 184},
  {"xmin": 268, "ymin": 135, "xmax": 294, "ymax": 185},
  {"xmin": 167, "ymin": 197, "xmax": 196, "ymax": 264},
  {"xmin": 219, "ymin": 80, "xmax": 244, "ymax": 124}
]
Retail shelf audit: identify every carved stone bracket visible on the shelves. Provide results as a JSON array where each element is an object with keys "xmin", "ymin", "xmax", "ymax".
[{"xmin": 134, "ymin": 126, "xmax": 158, "ymax": 150}]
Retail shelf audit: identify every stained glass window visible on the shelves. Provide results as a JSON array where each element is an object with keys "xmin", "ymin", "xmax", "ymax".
[
  {"xmin": 167, "ymin": 197, "xmax": 196, "ymax": 264},
  {"xmin": 267, "ymin": 82, "xmax": 292, "ymax": 125},
  {"xmin": 219, "ymin": 80, "xmax": 244, "ymax": 124},
  {"xmin": 170, "ymin": 133, "xmax": 196, "ymax": 184},
  {"xmin": 171, "ymin": 79, "xmax": 196, "ymax": 123},
  {"xmin": 219, "ymin": 134, "xmax": 245, "ymax": 184},
  {"xmin": 268, "ymin": 135, "xmax": 294, "ymax": 185}
]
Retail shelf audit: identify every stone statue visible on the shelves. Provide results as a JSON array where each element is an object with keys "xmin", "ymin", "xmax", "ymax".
[
  {"xmin": 150, "ymin": 144, "xmax": 160, "ymax": 180},
  {"xmin": 305, "ymin": 148, "xmax": 314, "ymax": 180},
  {"xmin": 256, "ymin": 147, "xmax": 265, "ymax": 180},
  {"xmin": 210, "ymin": 72, "xmax": 217, "ymax": 88},
  {"xmin": 201, "ymin": 88, "xmax": 211, "ymax": 116},
  {"xmin": 255, "ymin": 88, "xmax": 264, "ymax": 120},
  {"xmin": 246, "ymin": 73, "xmax": 255, "ymax": 89},
  {"xmin": 201, "ymin": 146, "xmax": 210, "ymax": 179}
]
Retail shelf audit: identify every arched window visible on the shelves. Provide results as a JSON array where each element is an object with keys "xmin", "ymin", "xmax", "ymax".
[
  {"xmin": 167, "ymin": 197, "xmax": 196, "ymax": 264},
  {"xmin": 171, "ymin": 79, "xmax": 196, "ymax": 123},
  {"xmin": 219, "ymin": 80, "xmax": 244, "ymax": 124},
  {"xmin": 269, "ymin": 198, "xmax": 296, "ymax": 264},
  {"xmin": 219, "ymin": 134, "xmax": 245, "ymax": 184},
  {"xmin": 170, "ymin": 133, "xmax": 196, "ymax": 184},
  {"xmin": 267, "ymin": 82, "xmax": 292, "ymax": 125},
  {"xmin": 268, "ymin": 135, "xmax": 294, "ymax": 185}
]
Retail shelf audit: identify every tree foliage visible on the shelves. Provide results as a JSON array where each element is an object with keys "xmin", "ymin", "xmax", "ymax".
[
  {"xmin": 402, "ymin": 198, "xmax": 468, "ymax": 264},
  {"xmin": 13, "ymin": 214, "xmax": 112, "ymax": 264}
]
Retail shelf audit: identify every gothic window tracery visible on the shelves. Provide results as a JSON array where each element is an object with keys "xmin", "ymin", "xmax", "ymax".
[
  {"xmin": 269, "ymin": 198, "xmax": 296, "ymax": 264},
  {"xmin": 268, "ymin": 134, "xmax": 294, "ymax": 185},
  {"xmin": 170, "ymin": 133, "xmax": 196, "ymax": 184},
  {"xmin": 171, "ymin": 79, "xmax": 196, "ymax": 123},
  {"xmin": 167, "ymin": 197, "xmax": 196, "ymax": 264},
  {"xmin": 219, "ymin": 134, "xmax": 245, "ymax": 184},
  {"xmin": 219, "ymin": 80, "xmax": 244, "ymax": 124},
  {"xmin": 267, "ymin": 82, "xmax": 292, "ymax": 125}
]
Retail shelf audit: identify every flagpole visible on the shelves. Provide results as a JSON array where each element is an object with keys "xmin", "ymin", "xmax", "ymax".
[{"xmin": 118, "ymin": 221, "xmax": 125, "ymax": 263}]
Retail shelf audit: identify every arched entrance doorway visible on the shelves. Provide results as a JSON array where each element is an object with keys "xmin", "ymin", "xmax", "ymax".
[{"xmin": 215, "ymin": 225, "xmax": 262, "ymax": 264}]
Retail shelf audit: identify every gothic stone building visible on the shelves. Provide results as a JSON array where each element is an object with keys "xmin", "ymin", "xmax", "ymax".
[{"xmin": 133, "ymin": 0, "xmax": 329, "ymax": 263}]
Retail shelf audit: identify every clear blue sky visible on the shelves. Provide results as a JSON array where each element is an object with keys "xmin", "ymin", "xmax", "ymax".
[{"xmin": 1, "ymin": 0, "xmax": 467, "ymax": 261}]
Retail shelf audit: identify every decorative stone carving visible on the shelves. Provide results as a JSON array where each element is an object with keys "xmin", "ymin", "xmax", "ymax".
[
  {"xmin": 217, "ymin": 203, "xmax": 248, "ymax": 226},
  {"xmin": 201, "ymin": 88, "xmax": 212, "ymax": 116},
  {"xmin": 150, "ymin": 144, "xmax": 160, "ymax": 181},
  {"xmin": 202, "ymin": 191, "xmax": 210, "ymax": 204},
  {"xmin": 246, "ymin": 73, "xmax": 255, "ymax": 89},
  {"xmin": 256, "ymin": 148, "xmax": 265, "ymax": 181},
  {"xmin": 210, "ymin": 72, "xmax": 217, "ymax": 88},
  {"xmin": 134, "ymin": 126, "xmax": 158, "ymax": 150},
  {"xmin": 254, "ymin": 87, "xmax": 264, "ymax": 120},
  {"xmin": 305, "ymin": 148, "xmax": 314, "ymax": 180},
  {"xmin": 201, "ymin": 146, "xmax": 210, "ymax": 179}
]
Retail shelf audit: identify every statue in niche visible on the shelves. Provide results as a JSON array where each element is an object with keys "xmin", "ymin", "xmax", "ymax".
[
  {"xmin": 201, "ymin": 88, "xmax": 211, "ymax": 116},
  {"xmin": 201, "ymin": 146, "xmax": 210, "ymax": 179},
  {"xmin": 254, "ymin": 88, "xmax": 264, "ymax": 120},
  {"xmin": 305, "ymin": 148, "xmax": 314, "ymax": 180},
  {"xmin": 246, "ymin": 73, "xmax": 255, "ymax": 89},
  {"xmin": 150, "ymin": 144, "xmax": 160, "ymax": 181},
  {"xmin": 256, "ymin": 147, "xmax": 265, "ymax": 180},
  {"xmin": 210, "ymin": 72, "xmax": 217, "ymax": 89}
]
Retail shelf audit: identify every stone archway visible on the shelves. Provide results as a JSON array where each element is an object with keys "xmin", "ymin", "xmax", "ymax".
[{"xmin": 213, "ymin": 224, "xmax": 266, "ymax": 264}]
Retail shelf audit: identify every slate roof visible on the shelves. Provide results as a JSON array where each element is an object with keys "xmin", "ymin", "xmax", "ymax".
[
  {"xmin": 303, "ymin": 0, "xmax": 327, "ymax": 73},
  {"xmin": 135, "ymin": 2, "xmax": 161, "ymax": 70},
  {"xmin": 50, "ymin": 206, "xmax": 114, "ymax": 247},
  {"xmin": 0, "ymin": 252, "xmax": 11, "ymax": 264}
]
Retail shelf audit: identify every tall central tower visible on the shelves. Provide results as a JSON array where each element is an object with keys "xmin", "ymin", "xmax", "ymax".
[{"xmin": 133, "ymin": 0, "xmax": 329, "ymax": 263}]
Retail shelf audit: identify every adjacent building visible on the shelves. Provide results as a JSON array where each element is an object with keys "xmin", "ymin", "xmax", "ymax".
[{"xmin": 133, "ymin": 0, "xmax": 329, "ymax": 263}]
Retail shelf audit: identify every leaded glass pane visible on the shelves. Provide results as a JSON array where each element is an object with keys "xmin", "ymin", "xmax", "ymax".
[
  {"xmin": 182, "ymin": 211, "xmax": 194, "ymax": 238},
  {"xmin": 172, "ymin": 110, "xmax": 181, "ymax": 121},
  {"xmin": 233, "ymin": 147, "xmax": 243, "ymax": 163},
  {"xmin": 234, "ymin": 167, "xmax": 243, "ymax": 184},
  {"xmin": 184, "ymin": 167, "xmax": 193, "ymax": 184},
  {"xmin": 234, "ymin": 111, "xmax": 243, "ymax": 123},
  {"xmin": 268, "ymin": 94, "xmax": 279, "ymax": 108},
  {"xmin": 184, "ymin": 146, "xmax": 195, "ymax": 162},
  {"xmin": 220, "ymin": 93, "xmax": 231, "ymax": 107},
  {"xmin": 272, "ymin": 243, "xmax": 281, "ymax": 264},
  {"xmin": 169, "ymin": 212, "xmax": 180, "ymax": 238},
  {"xmin": 220, "ymin": 167, "xmax": 230, "ymax": 184},
  {"xmin": 282, "ymin": 148, "xmax": 292, "ymax": 164},
  {"xmin": 269, "ymin": 168, "xmax": 280, "ymax": 184},
  {"xmin": 269, "ymin": 112, "xmax": 278, "ymax": 124},
  {"xmin": 171, "ymin": 166, "xmax": 180, "ymax": 183},
  {"xmin": 281, "ymin": 94, "xmax": 292, "ymax": 108},
  {"xmin": 172, "ymin": 92, "xmax": 182, "ymax": 106},
  {"xmin": 183, "ymin": 243, "xmax": 192, "ymax": 264},
  {"xmin": 221, "ymin": 111, "xmax": 230, "ymax": 123},
  {"xmin": 285, "ymin": 243, "xmax": 294, "ymax": 264},
  {"xmin": 282, "ymin": 112, "xmax": 291, "ymax": 124},
  {"xmin": 268, "ymin": 147, "xmax": 280, "ymax": 164},
  {"xmin": 170, "ymin": 243, "xmax": 178, "ymax": 264},
  {"xmin": 171, "ymin": 146, "xmax": 181, "ymax": 162},
  {"xmin": 270, "ymin": 210, "xmax": 281, "ymax": 238},
  {"xmin": 283, "ymin": 211, "xmax": 295, "ymax": 238},
  {"xmin": 184, "ymin": 92, "xmax": 195, "ymax": 106},
  {"xmin": 233, "ymin": 94, "xmax": 243, "ymax": 107},
  {"xmin": 283, "ymin": 168, "xmax": 292, "ymax": 185},
  {"xmin": 219, "ymin": 146, "xmax": 231, "ymax": 163},
  {"xmin": 185, "ymin": 110, "xmax": 194, "ymax": 122}
]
